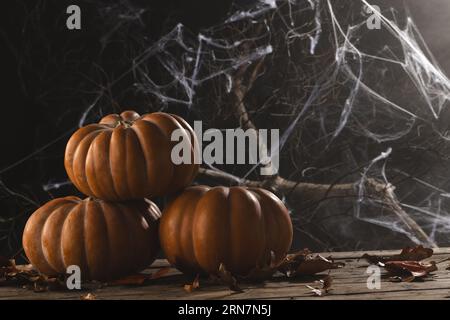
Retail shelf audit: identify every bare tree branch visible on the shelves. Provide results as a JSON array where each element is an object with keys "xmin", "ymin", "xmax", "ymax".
[
  {"xmin": 233, "ymin": 59, "xmax": 265, "ymax": 130},
  {"xmin": 198, "ymin": 168, "xmax": 437, "ymax": 247},
  {"xmin": 201, "ymin": 55, "xmax": 438, "ymax": 248}
]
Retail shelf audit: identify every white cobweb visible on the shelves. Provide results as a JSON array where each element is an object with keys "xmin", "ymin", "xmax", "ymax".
[{"xmin": 4, "ymin": 0, "xmax": 450, "ymax": 250}]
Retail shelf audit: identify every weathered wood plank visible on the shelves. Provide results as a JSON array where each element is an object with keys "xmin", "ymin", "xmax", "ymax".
[{"xmin": 1, "ymin": 248, "xmax": 450, "ymax": 300}]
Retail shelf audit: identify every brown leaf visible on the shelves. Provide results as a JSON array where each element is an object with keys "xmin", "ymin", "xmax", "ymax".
[
  {"xmin": 0, "ymin": 259, "xmax": 69, "ymax": 291},
  {"xmin": 305, "ymin": 285, "xmax": 325, "ymax": 297},
  {"xmin": 81, "ymin": 293, "xmax": 96, "ymax": 300},
  {"xmin": 296, "ymin": 256, "xmax": 344, "ymax": 275},
  {"xmin": 27, "ymin": 274, "xmax": 67, "ymax": 292},
  {"xmin": 305, "ymin": 275, "xmax": 333, "ymax": 297},
  {"xmin": 241, "ymin": 251, "xmax": 280, "ymax": 281},
  {"xmin": 278, "ymin": 250, "xmax": 344, "ymax": 277},
  {"xmin": 362, "ymin": 245, "xmax": 433, "ymax": 264},
  {"xmin": 0, "ymin": 258, "xmax": 17, "ymax": 278},
  {"xmin": 381, "ymin": 260, "xmax": 437, "ymax": 282},
  {"xmin": 15, "ymin": 264, "xmax": 34, "ymax": 273},
  {"xmin": 320, "ymin": 275, "xmax": 333, "ymax": 291},
  {"xmin": 184, "ymin": 274, "xmax": 200, "ymax": 293},
  {"xmin": 149, "ymin": 267, "xmax": 171, "ymax": 280},
  {"xmin": 33, "ymin": 279, "xmax": 49, "ymax": 293},
  {"xmin": 108, "ymin": 267, "xmax": 171, "ymax": 286},
  {"xmin": 108, "ymin": 274, "xmax": 151, "ymax": 286},
  {"xmin": 217, "ymin": 263, "xmax": 243, "ymax": 292}
]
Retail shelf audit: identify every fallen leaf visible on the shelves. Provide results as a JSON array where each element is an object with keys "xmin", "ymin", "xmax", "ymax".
[
  {"xmin": 108, "ymin": 274, "xmax": 151, "ymax": 286},
  {"xmin": 108, "ymin": 267, "xmax": 171, "ymax": 286},
  {"xmin": 305, "ymin": 275, "xmax": 333, "ymax": 297},
  {"xmin": 150, "ymin": 267, "xmax": 171, "ymax": 279},
  {"xmin": 381, "ymin": 260, "xmax": 437, "ymax": 282},
  {"xmin": 320, "ymin": 275, "xmax": 333, "ymax": 291},
  {"xmin": 81, "ymin": 293, "xmax": 96, "ymax": 300},
  {"xmin": 278, "ymin": 250, "xmax": 344, "ymax": 277},
  {"xmin": 388, "ymin": 276, "xmax": 403, "ymax": 283},
  {"xmin": 217, "ymin": 263, "xmax": 243, "ymax": 292},
  {"xmin": 0, "ymin": 258, "xmax": 17, "ymax": 278},
  {"xmin": 33, "ymin": 279, "xmax": 49, "ymax": 293},
  {"xmin": 0, "ymin": 259, "xmax": 70, "ymax": 291},
  {"xmin": 306, "ymin": 284, "xmax": 325, "ymax": 296},
  {"xmin": 362, "ymin": 245, "xmax": 433, "ymax": 264},
  {"xmin": 15, "ymin": 264, "xmax": 34, "ymax": 273},
  {"xmin": 241, "ymin": 251, "xmax": 280, "ymax": 281},
  {"xmin": 184, "ymin": 274, "xmax": 200, "ymax": 293},
  {"xmin": 27, "ymin": 274, "xmax": 67, "ymax": 292}
]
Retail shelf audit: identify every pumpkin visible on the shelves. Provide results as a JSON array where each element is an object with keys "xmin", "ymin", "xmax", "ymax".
[
  {"xmin": 159, "ymin": 185, "xmax": 293, "ymax": 277},
  {"xmin": 22, "ymin": 196, "xmax": 160, "ymax": 281},
  {"xmin": 64, "ymin": 110, "xmax": 199, "ymax": 201}
]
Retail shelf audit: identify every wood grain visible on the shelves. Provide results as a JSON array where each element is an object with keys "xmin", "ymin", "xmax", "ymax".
[{"xmin": 1, "ymin": 248, "xmax": 450, "ymax": 300}]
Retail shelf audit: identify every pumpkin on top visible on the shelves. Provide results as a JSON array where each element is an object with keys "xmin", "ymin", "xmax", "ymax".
[{"xmin": 64, "ymin": 111, "xmax": 199, "ymax": 201}]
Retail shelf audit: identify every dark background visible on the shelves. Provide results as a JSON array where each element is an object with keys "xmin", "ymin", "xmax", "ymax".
[
  {"xmin": 1, "ymin": 0, "xmax": 450, "ymax": 258},
  {"xmin": 0, "ymin": 0, "xmax": 236, "ymax": 258}
]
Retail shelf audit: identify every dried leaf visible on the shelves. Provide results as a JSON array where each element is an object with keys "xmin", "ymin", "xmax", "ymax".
[
  {"xmin": 0, "ymin": 259, "xmax": 71, "ymax": 292},
  {"xmin": 33, "ymin": 279, "xmax": 49, "ymax": 293},
  {"xmin": 389, "ymin": 276, "xmax": 403, "ymax": 283},
  {"xmin": 278, "ymin": 250, "xmax": 344, "ymax": 277},
  {"xmin": 305, "ymin": 275, "xmax": 333, "ymax": 297},
  {"xmin": 306, "ymin": 285, "xmax": 325, "ymax": 297},
  {"xmin": 320, "ymin": 275, "xmax": 333, "ymax": 291},
  {"xmin": 362, "ymin": 245, "xmax": 433, "ymax": 264},
  {"xmin": 217, "ymin": 263, "xmax": 243, "ymax": 292},
  {"xmin": 396, "ymin": 274, "xmax": 415, "ymax": 283},
  {"xmin": 0, "ymin": 258, "xmax": 17, "ymax": 279},
  {"xmin": 241, "ymin": 251, "xmax": 280, "ymax": 281},
  {"xmin": 296, "ymin": 255, "xmax": 344, "ymax": 275},
  {"xmin": 381, "ymin": 260, "xmax": 437, "ymax": 282},
  {"xmin": 109, "ymin": 274, "xmax": 151, "ymax": 286},
  {"xmin": 150, "ymin": 267, "xmax": 171, "ymax": 279},
  {"xmin": 81, "ymin": 293, "xmax": 96, "ymax": 300},
  {"xmin": 184, "ymin": 274, "xmax": 200, "ymax": 293},
  {"xmin": 27, "ymin": 274, "xmax": 67, "ymax": 292},
  {"xmin": 108, "ymin": 267, "xmax": 171, "ymax": 286},
  {"xmin": 15, "ymin": 264, "xmax": 34, "ymax": 273}
]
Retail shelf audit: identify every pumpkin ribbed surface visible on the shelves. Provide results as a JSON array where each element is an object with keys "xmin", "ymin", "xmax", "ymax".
[
  {"xmin": 159, "ymin": 185, "xmax": 293, "ymax": 277},
  {"xmin": 23, "ymin": 196, "xmax": 160, "ymax": 281},
  {"xmin": 64, "ymin": 111, "xmax": 199, "ymax": 201}
]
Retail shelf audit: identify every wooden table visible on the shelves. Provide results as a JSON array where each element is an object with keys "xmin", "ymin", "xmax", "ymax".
[{"xmin": 1, "ymin": 248, "xmax": 450, "ymax": 300}]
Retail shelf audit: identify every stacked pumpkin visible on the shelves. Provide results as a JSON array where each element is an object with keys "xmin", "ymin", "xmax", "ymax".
[{"xmin": 22, "ymin": 110, "xmax": 293, "ymax": 282}]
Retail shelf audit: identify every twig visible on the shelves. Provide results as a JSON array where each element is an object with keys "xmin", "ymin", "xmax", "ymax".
[
  {"xmin": 217, "ymin": 50, "xmax": 437, "ymax": 248},
  {"xmin": 198, "ymin": 169, "xmax": 437, "ymax": 248},
  {"xmin": 233, "ymin": 59, "xmax": 265, "ymax": 131}
]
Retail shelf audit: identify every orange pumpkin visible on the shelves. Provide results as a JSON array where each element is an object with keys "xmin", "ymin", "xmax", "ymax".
[
  {"xmin": 22, "ymin": 196, "xmax": 160, "ymax": 281},
  {"xmin": 65, "ymin": 111, "xmax": 199, "ymax": 201},
  {"xmin": 159, "ymin": 185, "xmax": 293, "ymax": 277}
]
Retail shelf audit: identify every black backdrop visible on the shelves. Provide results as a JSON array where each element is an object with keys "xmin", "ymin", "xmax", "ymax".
[
  {"xmin": 0, "ymin": 0, "xmax": 235, "ymax": 188},
  {"xmin": 2, "ymin": 0, "xmax": 450, "ymax": 258},
  {"xmin": 0, "ymin": 0, "xmax": 235, "ymax": 258}
]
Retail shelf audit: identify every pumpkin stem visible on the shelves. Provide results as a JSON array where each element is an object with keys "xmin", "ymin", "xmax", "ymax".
[{"xmin": 117, "ymin": 120, "xmax": 132, "ymax": 128}]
